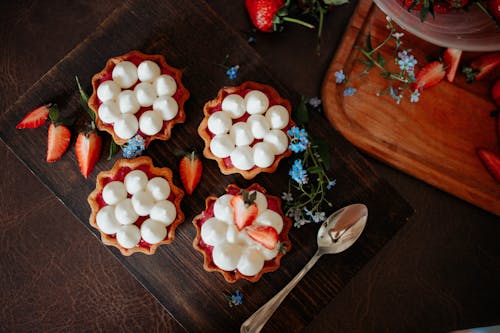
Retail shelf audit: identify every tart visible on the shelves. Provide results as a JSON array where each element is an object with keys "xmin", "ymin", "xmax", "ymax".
[
  {"xmin": 198, "ymin": 81, "xmax": 295, "ymax": 179},
  {"xmin": 88, "ymin": 156, "xmax": 185, "ymax": 255},
  {"xmin": 192, "ymin": 183, "xmax": 292, "ymax": 283},
  {"xmin": 88, "ymin": 50, "xmax": 189, "ymax": 147}
]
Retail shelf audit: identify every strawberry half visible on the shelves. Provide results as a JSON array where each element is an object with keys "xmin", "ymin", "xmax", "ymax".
[
  {"xmin": 413, "ymin": 61, "xmax": 446, "ymax": 91},
  {"xmin": 75, "ymin": 131, "xmax": 102, "ymax": 178},
  {"xmin": 491, "ymin": 79, "xmax": 500, "ymax": 106},
  {"xmin": 463, "ymin": 52, "xmax": 500, "ymax": 82},
  {"xmin": 246, "ymin": 225, "xmax": 279, "ymax": 250},
  {"xmin": 401, "ymin": 0, "xmax": 423, "ymax": 10},
  {"xmin": 46, "ymin": 123, "xmax": 71, "ymax": 162},
  {"xmin": 477, "ymin": 148, "xmax": 500, "ymax": 183},
  {"xmin": 443, "ymin": 48, "xmax": 462, "ymax": 82},
  {"xmin": 179, "ymin": 150, "xmax": 202, "ymax": 195},
  {"xmin": 231, "ymin": 191, "xmax": 258, "ymax": 231},
  {"xmin": 244, "ymin": 0, "xmax": 314, "ymax": 32},
  {"xmin": 16, "ymin": 104, "xmax": 52, "ymax": 129}
]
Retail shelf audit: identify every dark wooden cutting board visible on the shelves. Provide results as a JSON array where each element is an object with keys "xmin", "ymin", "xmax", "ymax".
[{"xmin": 0, "ymin": 0, "xmax": 412, "ymax": 331}]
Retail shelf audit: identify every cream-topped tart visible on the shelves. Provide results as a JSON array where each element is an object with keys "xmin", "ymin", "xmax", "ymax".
[
  {"xmin": 198, "ymin": 81, "xmax": 295, "ymax": 179},
  {"xmin": 88, "ymin": 156, "xmax": 184, "ymax": 255},
  {"xmin": 192, "ymin": 183, "xmax": 292, "ymax": 283},
  {"xmin": 88, "ymin": 50, "xmax": 189, "ymax": 147}
]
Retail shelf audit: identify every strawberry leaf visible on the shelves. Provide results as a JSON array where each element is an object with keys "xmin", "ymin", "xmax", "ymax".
[
  {"xmin": 75, "ymin": 76, "xmax": 96, "ymax": 122},
  {"xmin": 107, "ymin": 139, "xmax": 119, "ymax": 160},
  {"xmin": 48, "ymin": 104, "xmax": 60, "ymax": 124},
  {"xmin": 293, "ymin": 96, "xmax": 310, "ymax": 125}
]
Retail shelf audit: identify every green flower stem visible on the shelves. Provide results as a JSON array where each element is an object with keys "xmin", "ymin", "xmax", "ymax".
[
  {"xmin": 282, "ymin": 17, "xmax": 315, "ymax": 29},
  {"xmin": 368, "ymin": 30, "xmax": 394, "ymax": 56}
]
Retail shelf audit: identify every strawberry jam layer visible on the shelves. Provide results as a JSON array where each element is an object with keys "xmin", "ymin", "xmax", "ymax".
[
  {"xmin": 205, "ymin": 89, "xmax": 292, "ymax": 169},
  {"xmin": 95, "ymin": 165, "xmax": 176, "ymax": 250}
]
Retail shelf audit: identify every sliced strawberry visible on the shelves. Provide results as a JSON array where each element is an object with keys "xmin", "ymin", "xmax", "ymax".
[
  {"xmin": 46, "ymin": 123, "xmax": 71, "ymax": 162},
  {"xmin": 401, "ymin": 0, "xmax": 423, "ymax": 10},
  {"xmin": 477, "ymin": 148, "xmax": 500, "ymax": 183},
  {"xmin": 75, "ymin": 131, "xmax": 102, "ymax": 178},
  {"xmin": 433, "ymin": 1, "xmax": 452, "ymax": 13},
  {"xmin": 463, "ymin": 52, "xmax": 500, "ymax": 82},
  {"xmin": 231, "ymin": 191, "xmax": 258, "ymax": 231},
  {"xmin": 16, "ymin": 104, "xmax": 51, "ymax": 129},
  {"xmin": 443, "ymin": 48, "xmax": 462, "ymax": 82},
  {"xmin": 413, "ymin": 61, "xmax": 446, "ymax": 91},
  {"xmin": 246, "ymin": 225, "xmax": 279, "ymax": 250},
  {"xmin": 491, "ymin": 79, "xmax": 500, "ymax": 106},
  {"xmin": 179, "ymin": 150, "xmax": 202, "ymax": 195},
  {"xmin": 487, "ymin": 0, "xmax": 500, "ymax": 21}
]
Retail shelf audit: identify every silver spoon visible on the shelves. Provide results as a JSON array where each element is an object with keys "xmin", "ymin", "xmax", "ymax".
[{"xmin": 240, "ymin": 203, "xmax": 368, "ymax": 333}]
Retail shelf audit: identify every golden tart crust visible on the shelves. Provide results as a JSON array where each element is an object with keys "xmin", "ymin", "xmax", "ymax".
[
  {"xmin": 198, "ymin": 81, "xmax": 295, "ymax": 180},
  {"xmin": 88, "ymin": 156, "xmax": 185, "ymax": 256},
  {"xmin": 88, "ymin": 50, "xmax": 189, "ymax": 147},
  {"xmin": 192, "ymin": 183, "xmax": 292, "ymax": 283}
]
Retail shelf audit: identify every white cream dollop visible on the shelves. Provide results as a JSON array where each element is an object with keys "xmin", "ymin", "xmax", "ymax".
[
  {"xmin": 112, "ymin": 61, "xmax": 138, "ymax": 89},
  {"xmin": 139, "ymin": 110, "xmax": 163, "ymax": 136},
  {"xmin": 147, "ymin": 177, "xmax": 171, "ymax": 201},
  {"xmin": 244, "ymin": 90, "xmax": 269, "ymax": 115},
  {"xmin": 210, "ymin": 134, "xmax": 235, "ymax": 158},
  {"xmin": 114, "ymin": 114, "xmax": 139, "ymax": 140},
  {"xmin": 96, "ymin": 206, "xmax": 121, "ymax": 235},
  {"xmin": 265, "ymin": 105, "xmax": 289, "ymax": 130},
  {"xmin": 114, "ymin": 199, "xmax": 139, "ymax": 225},
  {"xmin": 255, "ymin": 209, "xmax": 284, "ymax": 234},
  {"xmin": 264, "ymin": 130, "xmax": 288, "ymax": 155},
  {"xmin": 200, "ymin": 217, "xmax": 228, "ymax": 246},
  {"xmin": 213, "ymin": 194, "xmax": 234, "ymax": 224},
  {"xmin": 221, "ymin": 94, "xmax": 245, "ymax": 119},
  {"xmin": 253, "ymin": 141, "xmax": 275, "ymax": 168},
  {"xmin": 247, "ymin": 114, "xmax": 270, "ymax": 139},
  {"xmin": 230, "ymin": 145, "xmax": 254, "ymax": 170},
  {"xmin": 102, "ymin": 181, "xmax": 127, "ymax": 205},
  {"xmin": 131, "ymin": 190, "xmax": 155, "ymax": 216},
  {"xmin": 124, "ymin": 170, "xmax": 148, "ymax": 195},
  {"xmin": 208, "ymin": 111, "xmax": 232, "ymax": 135},
  {"xmin": 97, "ymin": 80, "xmax": 121, "ymax": 102},
  {"xmin": 149, "ymin": 200, "xmax": 177, "ymax": 226},
  {"xmin": 117, "ymin": 90, "xmax": 140, "ymax": 115},
  {"xmin": 137, "ymin": 60, "xmax": 161, "ymax": 83},
  {"xmin": 140, "ymin": 218, "xmax": 167, "ymax": 244},
  {"xmin": 98, "ymin": 101, "xmax": 121, "ymax": 124},
  {"xmin": 154, "ymin": 74, "xmax": 177, "ymax": 96},
  {"xmin": 134, "ymin": 82, "xmax": 157, "ymax": 107},
  {"xmin": 237, "ymin": 248, "xmax": 265, "ymax": 276},
  {"xmin": 212, "ymin": 243, "xmax": 243, "ymax": 271},
  {"xmin": 153, "ymin": 96, "xmax": 178, "ymax": 121},
  {"xmin": 116, "ymin": 224, "xmax": 141, "ymax": 249},
  {"xmin": 230, "ymin": 122, "xmax": 254, "ymax": 146}
]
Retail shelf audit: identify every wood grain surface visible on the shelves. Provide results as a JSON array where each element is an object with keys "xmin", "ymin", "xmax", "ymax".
[
  {"xmin": 0, "ymin": 0, "xmax": 413, "ymax": 331},
  {"xmin": 322, "ymin": 0, "xmax": 500, "ymax": 215}
]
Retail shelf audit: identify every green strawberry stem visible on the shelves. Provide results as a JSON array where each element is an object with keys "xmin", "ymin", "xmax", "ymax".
[
  {"xmin": 474, "ymin": 0, "xmax": 500, "ymax": 29},
  {"xmin": 282, "ymin": 17, "xmax": 315, "ymax": 29}
]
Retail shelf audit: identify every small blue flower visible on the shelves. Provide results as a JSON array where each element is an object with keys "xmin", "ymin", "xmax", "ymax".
[
  {"xmin": 225, "ymin": 289, "xmax": 243, "ymax": 307},
  {"xmin": 312, "ymin": 211, "xmax": 326, "ymax": 223},
  {"xmin": 392, "ymin": 32, "xmax": 404, "ymax": 39},
  {"xmin": 294, "ymin": 218, "xmax": 309, "ymax": 228},
  {"xmin": 334, "ymin": 69, "xmax": 346, "ymax": 84},
  {"xmin": 343, "ymin": 87, "xmax": 357, "ymax": 96},
  {"xmin": 289, "ymin": 159, "xmax": 308, "ymax": 185},
  {"xmin": 287, "ymin": 126, "xmax": 310, "ymax": 153},
  {"xmin": 410, "ymin": 89, "xmax": 420, "ymax": 103},
  {"xmin": 327, "ymin": 179, "xmax": 337, "ymax": 190},
  {"xmin": 389, "ymin": 86, "xmax": 402, "ymax": 104},
  {"xmin": 397, "ymin": 50, "xmax": 417, "ymax": 73},
  {"xmin": 281, "ymin": 192, "xmax": 293, "ymax": 202},
  {"xmin": 226, "ymin": 65, "xmax": 239, "ymax": 80},
  {"xmin": 308, "ymin": 97, "xmax": 322, "ymax": 108},
  {"xmin": 304, "ymin": 207, "xmax": 314, "ymax": 218},
  {"xmin": 122, "ymin": 135, "xmax": 146, "ymax": 159}
]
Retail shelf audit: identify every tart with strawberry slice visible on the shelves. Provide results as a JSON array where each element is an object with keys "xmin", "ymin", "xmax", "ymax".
[
  {"xmin": 88, "ymin": 156, "xmax": 184, "ymax": 255},
  {"xmin": 198, "ymin": 81, "xmax": 295, "ymax": 179},
  {"xmin": 192, "ymin": 183, "xmax": 292, "ymax": 283},
  {"xmin": 88, "ymin": 50, "xmax": 189, "ymax": 147}
]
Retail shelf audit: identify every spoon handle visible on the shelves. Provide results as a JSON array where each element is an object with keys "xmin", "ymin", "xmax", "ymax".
[{"xmin": 240, "ymin": 251, "xmax": 321, "ymax": 333}]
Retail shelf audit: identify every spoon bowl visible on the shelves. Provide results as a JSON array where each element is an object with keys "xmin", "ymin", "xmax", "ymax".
[{"xmin": 240, "ymin": 203, "xmax": 368, "ymax": 333}]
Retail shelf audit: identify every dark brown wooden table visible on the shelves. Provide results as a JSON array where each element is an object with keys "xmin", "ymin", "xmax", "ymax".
[{"xmin": 0, "ymin": 1, "xmax": 498, "ymax": 332}]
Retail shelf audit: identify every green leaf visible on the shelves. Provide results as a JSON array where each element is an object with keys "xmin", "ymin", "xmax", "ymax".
[
  {"xmin": 108, "ymin": 140, "xmax": 119, "ymax": 160},
  {"xmin": 377, "ymin": 53, "xmax": 385, "ymax": 66},
  {"xmin": 48, "ymin": 104, "xmax": 60, "ymax": 123},
  {"xmin": 292, "ymin": 97, "xmax": 309, "ymax": 125},
  {"xmin": 316, "ymin": 139, "xmax": 331, "ymax": 170},
  {"xmin": 75, "ymin": 76, "xmax": 96, "ymax": 122},
  {"xmin": 323, "ymin": 0, "xmax": 349, "ymax": 5},
  {"xmin": 380, "ymin": 71, "xmax": 392, "ymax": 78},
  {"xmin": 308, "ymin": 166, "xmax": 323, "ymax": 174}
]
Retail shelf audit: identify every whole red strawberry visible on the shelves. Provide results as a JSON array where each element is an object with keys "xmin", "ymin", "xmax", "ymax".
[
  {"xmin": 445, "ymin": 0, "xmax": 469, "ymax": 8},
  {"xmin": 245, "ymin": 0, "xmax": 285, "ymax": 32}
]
